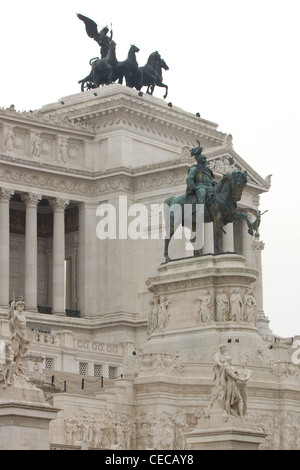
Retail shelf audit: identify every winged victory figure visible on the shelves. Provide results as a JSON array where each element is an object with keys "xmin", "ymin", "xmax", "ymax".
[{"xmin": 77, "ymin": 13, "xmax": 113, "ymax": 58}]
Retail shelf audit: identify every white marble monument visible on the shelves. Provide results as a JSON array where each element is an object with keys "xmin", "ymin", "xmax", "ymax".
[{"xmin": 0, "ymin": 84, "xmax": 299, "ymax": 450}]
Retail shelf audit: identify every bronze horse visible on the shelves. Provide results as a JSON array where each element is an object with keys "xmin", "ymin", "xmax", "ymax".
[
  {"xmin": 114, "ymin": 44, "xmax": 140, "ymax": 86},
  {"xmin": 78, "ymin": 40, "xmax": 118, "ymax": 90},
  {"xmin": 163, "ymin": 170, "xmax": 254, "ymax": 262},
  {"xmin": 131, "ymin": 51, "xmax": 169, "ymax": 98}
]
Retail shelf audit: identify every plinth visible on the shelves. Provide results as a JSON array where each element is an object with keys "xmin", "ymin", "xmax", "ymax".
[
  {"xmin": 145, "ymin": 254, "xmax": 261, "ymax": 358},
  {"xmin": 185, "ymin": 411, "xmax": 267, "ymax": 450},
  {"xmin": 0, "ymin": 378, "xmax": 58, "ymax": 450}
]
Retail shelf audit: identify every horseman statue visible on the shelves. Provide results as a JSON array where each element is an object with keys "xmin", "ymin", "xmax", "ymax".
[{"xmin": 163, "ymin": 140, "xmax": 254, "ymax": 262}]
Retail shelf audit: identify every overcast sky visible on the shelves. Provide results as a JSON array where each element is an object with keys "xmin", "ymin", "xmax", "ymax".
[{"xmin": 1, "ymin": 0, "xmax": 300, "ymax": 337}]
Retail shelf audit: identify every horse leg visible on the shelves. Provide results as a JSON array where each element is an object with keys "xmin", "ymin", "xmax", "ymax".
[
  {"xmin": 164, "ymin": 237, "xmax": 171, "ymax": 263},
  {"xmin": 215, "ymin": 225, "xmax": 224, "ymax": 254},
  {"xmin": 162, "ymin": 84, "xmax": 168, "ymax": 99},
  {"xmin": 213, "ymin": 214, "xmax": 224, "ymax": 254},
  {"xmin": 164, "ymin": 217, "xmax": 175, "ymax": 262},
  {"xmin": 190, "ymin": 218, "xmax": 201, "ymax": 257},
  {"xmin": 233, "ymin": 212, "xmax": 254, "ymax": 235}
]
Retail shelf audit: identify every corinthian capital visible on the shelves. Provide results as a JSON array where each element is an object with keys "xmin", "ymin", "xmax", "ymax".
[
  {"xmin": 21, "ymin": 193, "xmax": 42, "ymax": 208},
  {"xmin": 0, "ymin": 188, "xmax": 14, "ymax": 201},
  {"xmin": 252, "ymin": 240, "xmax": 265, "ymax": 251},
  {"xmin": 49, "ymin": 198, "xmax": 70, "ymax": 211}
]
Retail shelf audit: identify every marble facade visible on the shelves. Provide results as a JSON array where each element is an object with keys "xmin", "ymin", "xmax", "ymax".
[{"xmin": 0, "ymin": 84, "xmax": 299, "ymax": 450}]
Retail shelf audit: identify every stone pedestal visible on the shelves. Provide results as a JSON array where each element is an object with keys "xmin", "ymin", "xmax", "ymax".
[
  {"xmin": 0, "ymin": 380, "xmax": 58, "ymax": 450},
  {"xmin": 185, "ymin": 411, "xmax": 267, "ymax": 450},
  {"xmin": 145, "ymin": 254, "xmax": 260, "ymax": 357}
]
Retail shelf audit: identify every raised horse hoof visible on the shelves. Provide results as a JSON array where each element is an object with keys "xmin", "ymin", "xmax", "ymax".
[{"xmin": 248, "ymin": 229, "xmax": 254, "ymax": 236}]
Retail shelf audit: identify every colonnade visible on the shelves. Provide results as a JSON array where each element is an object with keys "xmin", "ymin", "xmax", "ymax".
[
  {"xmin": 0, "ymin": 185, "xmax": 257, "ymax": 316},
  {"xmin": 0, "ymin": 188, "xmax": 70, "ymax": 315}
]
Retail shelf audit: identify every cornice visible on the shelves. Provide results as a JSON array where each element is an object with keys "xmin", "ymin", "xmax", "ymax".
[
  {"xmin": 38, "ymin": 85, "xmax": 226, "ymax": 147},
  {"xmin": 0, "ymin": 107, "xmax": 94, "ymax": 137}
]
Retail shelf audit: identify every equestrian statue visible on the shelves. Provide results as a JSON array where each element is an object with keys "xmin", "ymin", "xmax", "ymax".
[{"xmin": 163, "ymin": 141, "xmax": 254, "ymax": 262}]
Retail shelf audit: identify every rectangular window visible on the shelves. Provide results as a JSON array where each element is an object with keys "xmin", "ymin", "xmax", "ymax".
[
  {"xmin": 108, "ymin": 366, "xmax": 117, "ymax": 379},
  {"xmin": 79, "ymin": 362, "xmax": 88, "ymax": 375},
  {"xmin": 45, "ymin": 357, "xmax": 54, "ymax": 370},
  {"xmin": 94, "ymin": 364, "xmax": 102, "ymax": 377}
]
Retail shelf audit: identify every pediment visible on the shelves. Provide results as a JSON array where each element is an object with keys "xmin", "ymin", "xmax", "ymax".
[{"xmin": 205, "ymin": 145, "xmax": 271, "ymax": 192}]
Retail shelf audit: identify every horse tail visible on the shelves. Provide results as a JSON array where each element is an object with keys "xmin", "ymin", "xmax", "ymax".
[{"xmin": 89, "ymin": 57, "xmax": 99, "ymax": 66}]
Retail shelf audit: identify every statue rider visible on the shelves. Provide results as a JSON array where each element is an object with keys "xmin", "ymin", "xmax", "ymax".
[{"xmin": 186, "ymin": 140, "xmax": 217, "ymax": 205}]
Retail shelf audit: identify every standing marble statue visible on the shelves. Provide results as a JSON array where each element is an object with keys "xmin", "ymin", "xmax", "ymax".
[
  {"xmin": 229, "ymin": 288, "xmax": 243, "ymax": 322},
  {"xmin": 216, "ymin": 289, "xmax": 229, "ymax": 322},
  {"xmin": 196, "ymin": 290, "xmax": 212, "ymax": 323},
  {"xmin": 8, "ymin": 296, "xmax": 31, "ymax": 379},
  {"xmin": 149, "ymin": 296, "xmax": 159, "ymax": 333},
  {"xmin": 243, "ymin": 289, "xmax": 257, "ymax": 324},
  {"xmin": 157, "ymin": 296, "xmax": 172, "ymax": 330},
  {"xmin": 0, "ymin": 341, "xmax": 15, "ymax": 388},
  {"xmin": 206, "ymin": 345, "xmax": 251, "ymax": 421}
]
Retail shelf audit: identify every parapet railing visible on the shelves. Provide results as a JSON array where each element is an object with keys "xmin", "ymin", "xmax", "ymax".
[
  {"xmin": 50, "ymin": 373, "xmax": 123, "ymax": 393},
  {"xmin": 30, "ymin": 332, "xmax": 123, "ymax": 356}
]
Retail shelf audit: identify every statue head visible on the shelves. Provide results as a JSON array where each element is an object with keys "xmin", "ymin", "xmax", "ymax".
[
  {"xmin": 190, "ymin": 140, "xmax": 203, "ymax": 157},
  {"xmin": 218, "ymin": 343, "xmax": 227, "ymax": 353},
  {"xmin": 16, "ymin": 296, "xmax": 25, "ymax": 312},
  {"xmin": 190, "ymin": 140, "xmax": 206, "ymax": 164},
  {"xmin": 195, "ymin": 153, "xmax": 207, "ymax": 165}
]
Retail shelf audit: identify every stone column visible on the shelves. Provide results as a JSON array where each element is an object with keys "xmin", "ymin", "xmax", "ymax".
[
  {"xmin": 0, "ymin": 188, "xmax": 14, "ymax": 307},
  {"xmin": 242, "ymin": 215, "xmax": 254, "ymax": 266},
  {"xmin": 202, "ymin": 222, "xmax": 214, "ymax": 254},
  {"xmin": 222, "ymin": 223, "xmax": 234, "ymax": 252},
  {"xmin": 49, "ymin": 198, "xmax": 69, "ymax": 315},
  {"xmin": 252, "ymin": 239, "xmax": 265, "ymax": 313},
  {"xmin": 22, "ymin": 193, "xmax": 42, "ymax": 312}
]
